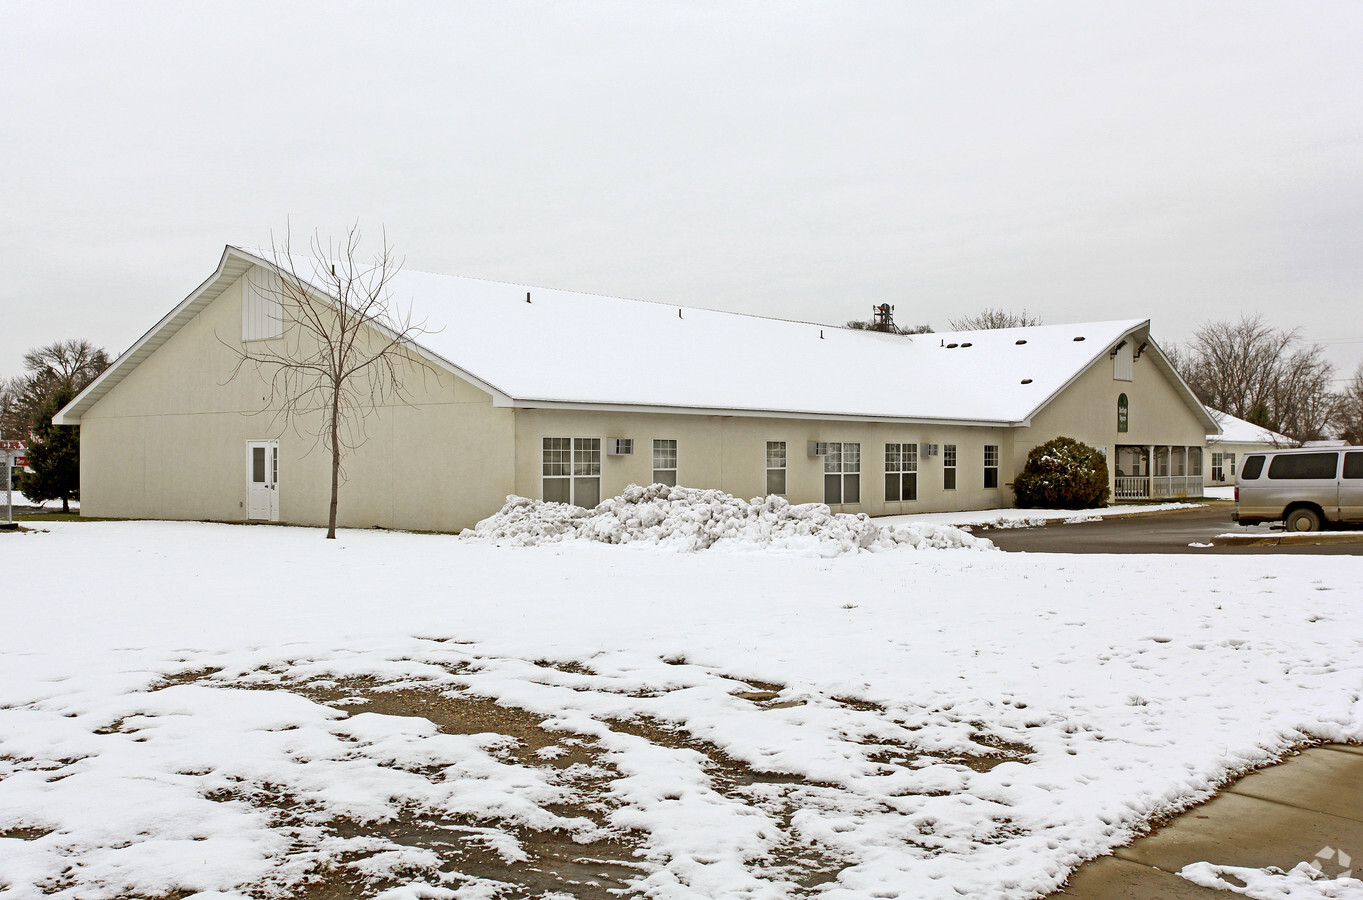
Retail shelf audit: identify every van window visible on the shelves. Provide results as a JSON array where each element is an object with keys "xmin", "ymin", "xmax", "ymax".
[
  {"xmin": 1240, "ymin": 455, "xmax": 1265, "ymax": 480},
  {"xmin": 1345, "ymin": 452, "xmax": 1363, "ymax": 479},
  {"xmin": 1267, "ymin": 452, "xmax": 1339, "ymax": 480}
]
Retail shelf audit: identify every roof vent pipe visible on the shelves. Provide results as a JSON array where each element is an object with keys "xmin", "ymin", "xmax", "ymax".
[{"xmin": 526, "ymin": 292, "xmax": 531, "ymax": 303}]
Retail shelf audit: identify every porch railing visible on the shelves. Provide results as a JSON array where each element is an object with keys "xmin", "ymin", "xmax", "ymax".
[
  {"xmin": 1114, "ymin": 475, "xmax": 1204, "ymax": 500},
  {"xmin": 1114, "ymin": 476, "xmax": 1149, "ymax": 500}
]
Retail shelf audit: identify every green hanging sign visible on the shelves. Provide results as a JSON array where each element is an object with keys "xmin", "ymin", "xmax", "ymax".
[{"xmin": 1117, "ymin": 393, "xmax": 1129, "ymax": 433}]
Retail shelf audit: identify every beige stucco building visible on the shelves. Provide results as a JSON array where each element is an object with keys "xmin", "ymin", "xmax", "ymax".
[
  {"xmin": 1204, "ymin": 410, "xmax": 1295, "ymax": 487},
  {"xmin": 56, "ymin": 247, "xmax": 1218, "ymax": 531}
]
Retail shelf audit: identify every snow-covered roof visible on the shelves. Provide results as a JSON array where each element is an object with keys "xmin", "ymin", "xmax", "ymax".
[
  {"xmin": 1207, "ymin": 410, "xmax": 1292, "ymax": 446},
  {"xmin": 57, "ymin": 246, "xmax": 1218, "ymax": 431}
]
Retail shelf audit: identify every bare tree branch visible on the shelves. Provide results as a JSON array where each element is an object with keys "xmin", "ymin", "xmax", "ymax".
[
  {"xmin": 1170, "ymin": 314, "xmax": 1338, "ymax": 443},
  {"xmin": 221, "ymin": 224, "xmax": 437, "ymax": 538},
  {"xmin": 947, "ymin": 308, "xmax": 1042, "ymax": 331}
]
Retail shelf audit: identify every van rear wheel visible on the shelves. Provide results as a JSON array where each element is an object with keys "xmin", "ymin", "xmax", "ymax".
[{"xmin": 1285, "ymin": 508, "xmax": 1323, "ymax": 532}]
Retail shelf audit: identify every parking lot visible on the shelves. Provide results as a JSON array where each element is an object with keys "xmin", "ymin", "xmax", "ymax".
[{"xmin": 984, "ymin": 502, "xmax": 1363, "ymax": 555}]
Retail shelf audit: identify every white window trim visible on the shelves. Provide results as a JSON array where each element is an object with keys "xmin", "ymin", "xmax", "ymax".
[
  {"xmin": 543, "ymin": 437, "xmax": 601, "ymax": 506},
  {"xmin": 766, "ymin": 441, "xmax": 787, "ymax": 496},
  {"xmin": 652, "ymin": 438, "xmax": 678, "ymax": 486},
  {"xmin": 885, "ymin": 442, "xmax": 918, "ymax": 502},
  {"xmin": 824, "ymin": 441, "xmax": 861, "ymax": 505}
]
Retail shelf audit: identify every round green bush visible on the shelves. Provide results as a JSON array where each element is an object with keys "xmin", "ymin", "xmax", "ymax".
[{"xmin": 1013, "ymin": 436, "xmax": 1110, "ymax": 509}]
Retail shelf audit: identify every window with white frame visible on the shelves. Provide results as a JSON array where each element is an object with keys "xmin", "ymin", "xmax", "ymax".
[
  {"xmin": 652, "ymin": 439, "xmax": 677, "ymax": 486},
  {"xmin": 984, "ymin": 444, "xmax": 999, "ymax": 489},
  {"xmin": 885, "ymin": 443, "xmax": 918, "ymax": 502},
  {"xmin": 824, "ymin": 442, "xmax": 860, "ymax": 505},
  {"xmin": 1225, "ymin": 452, "xmax": 1236, "ymax": 481},
  {"xmin": 1212, "ymin": 452, "xmax": 1224, "ymax": 481},
  {"xmin": 943, "ymin": 444, "xmax": 957, "ymax": 490},
  {"xmin": 766, "ymin": 441, "xmax": 786, "ymax": 495},
  {"xmin": 543, "ymin": 437, "xmax": 601, "ymax": 507}
]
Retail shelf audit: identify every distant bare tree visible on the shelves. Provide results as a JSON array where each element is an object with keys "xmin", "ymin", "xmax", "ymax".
[
  {"xmin": 22, "ymin": 340, "xmax": 111, "ymax": 391},
  {"xmin": 948, "ymin": 308, "xmax": 1042, "ymax": 331},
  {"xmin": 1172, "ymin": 314, "xmax": 1337, "ymax": 443},
  {"xmin": 225, "ymin": 225, "xmax": 435, "ymax": 539},
  {"xmin": 1335, "ymin": 363, "xmax": 1363, "ymax": 445},
  {"xmin": 844, "ymin": 319, "xmax": 934, "ymax": 335}
]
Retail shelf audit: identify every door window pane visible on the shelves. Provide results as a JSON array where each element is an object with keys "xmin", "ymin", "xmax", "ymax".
[{"xmin": 252, "ymin": 447, "xmax": 266, "ymax": 483}]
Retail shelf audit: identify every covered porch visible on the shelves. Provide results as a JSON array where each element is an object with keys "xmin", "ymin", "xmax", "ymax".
[{"xmin": 1113, "ymin": 445, "xmax": 1205, "ymax": 500}]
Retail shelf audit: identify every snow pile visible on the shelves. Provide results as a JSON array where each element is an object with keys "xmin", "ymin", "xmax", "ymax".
[
  {"xmin": 1180, "ymin": 861, "xmax": 1363, "ymax": 898},
  {"xmin": 461, "ymin": 483, "xmax": 995, "ymax": 555}
]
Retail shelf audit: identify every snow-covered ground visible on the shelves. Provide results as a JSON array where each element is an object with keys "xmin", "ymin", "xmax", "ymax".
[
  {"xmin": 1204, "ymin": 485, "xmax": 1236, "ymax": 501},
  {"xmin": 0, "ymin": 490, "xmax": 78, "ymax": 511},
  {"xmin": 2, "ymin": 519, "xmax": 1361, "ymax": 899}
]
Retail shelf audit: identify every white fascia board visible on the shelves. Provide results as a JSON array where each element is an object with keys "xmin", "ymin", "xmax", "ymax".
[
  {"xmin": 54, "ymin": 247, "xmax": 515, "ymax": 426},
  {"xmin": 1140, "ymin": 336, "xmax": 1221, "ymax": 435},
  {"xmin": 228, "ymin": 247, "xmax": 515, "ymax": 406},
  {"xmin": 54, "ymin": 247, "xmax": 252, "ymax": 425},
  {"xmin": 500, "ymin": 396, "xmax": 1017, "ymax": 428},
  {"xmin": 1013, "ymin": 321, "xmax": 1151, "ymax": 426}
]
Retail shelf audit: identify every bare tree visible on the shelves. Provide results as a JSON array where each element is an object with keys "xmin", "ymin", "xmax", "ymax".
[
  {"xmin": 948, "ymin": 308, "xmax": 1042, "ymax": 331},
  {"xmin": 22, "ymin": 340, "xmax": 111, "ymax": 391},
  {"xmin": 1171, "ymin": 314, "xmax": 1337, "ymax": 443},
  {"xmin": 1335, "ymin": 362, "xmax": 1363, "ymax": 445},
  {"xmin": 225, "ymin": 226, "xmax": 434, "ymax": 539},
  {"xmin": 5, "ymin": 340, "xmax": 111, "ymax": 432}
]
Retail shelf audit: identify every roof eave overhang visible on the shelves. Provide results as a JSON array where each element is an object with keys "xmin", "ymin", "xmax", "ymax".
[
  {"xmin": 53, "ymin": 246, "xmax": 514, "ymax": 425},
  {"xmin": 1013, "ymin": 320, "xmax": 1221, "ymax": 436},
  {"xmin": 498, "ymin": 396, "xmax": 1019, "ymax": 428}
]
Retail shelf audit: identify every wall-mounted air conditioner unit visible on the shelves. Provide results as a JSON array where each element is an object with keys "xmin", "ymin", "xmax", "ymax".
[
  {"xmin": 922, "ymin": 443, "xmax": 940, "ymax": 457},
  {"xmin": 807, "ymin": 441, "xmax": 829, "ymax": 457},
  {"xmin": 607, "ymin": 438, "xmax": 633, "ymax": 456}
]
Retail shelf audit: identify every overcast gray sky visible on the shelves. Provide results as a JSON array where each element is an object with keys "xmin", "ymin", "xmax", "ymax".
[{"xmin": 3, "ymin": 0, "xmax": 1360, "ymax": 383}]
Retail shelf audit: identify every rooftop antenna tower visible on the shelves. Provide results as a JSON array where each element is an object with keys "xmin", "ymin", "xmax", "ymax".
[{"xmin": 872, "ymin": 303, "xmax": 902, "ymax": 334}]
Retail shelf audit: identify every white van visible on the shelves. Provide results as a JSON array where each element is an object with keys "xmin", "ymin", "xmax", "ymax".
[{"xmin": 1234, "ymin": 447, "xmax": 1363, "ymax": 531}]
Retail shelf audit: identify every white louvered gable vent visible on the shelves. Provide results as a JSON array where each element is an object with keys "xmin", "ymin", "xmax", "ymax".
[
  {"xmin": 241, "ymin": 267, "xmax": 284, "ymax": 342},
  {"xmin": 1113, "ymin": 340, "xmax": 1134, "ymax": 381}
]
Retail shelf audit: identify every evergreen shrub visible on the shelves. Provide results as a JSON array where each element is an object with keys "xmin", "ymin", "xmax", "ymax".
[{"xmin": 1013, "ymin": 436, "xmax": 1110, "ymax": 509}]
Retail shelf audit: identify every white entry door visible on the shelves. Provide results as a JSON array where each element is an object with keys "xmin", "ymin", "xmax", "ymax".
[{"xmin": 246, "ymin": 440, "xmax": 279, "ymax": 521}]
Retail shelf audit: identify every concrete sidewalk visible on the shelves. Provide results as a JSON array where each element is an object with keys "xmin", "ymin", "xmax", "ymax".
[{"xmin": 1051, "ymin": 745, "xmax": 1363, "ymax": 897}]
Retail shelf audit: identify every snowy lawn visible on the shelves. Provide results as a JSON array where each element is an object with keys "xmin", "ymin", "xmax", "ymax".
[{"xmin": 2, "ymin": 519, "xmax": 1362, "ymax": 899}]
